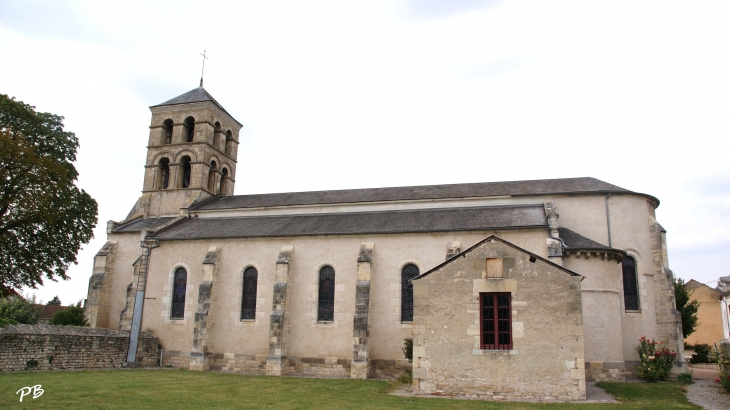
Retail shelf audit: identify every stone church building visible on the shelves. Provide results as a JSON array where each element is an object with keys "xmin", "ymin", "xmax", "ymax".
[{"xmin": 84, "ymin": 86, "xmax": 683, "ymax": 400}]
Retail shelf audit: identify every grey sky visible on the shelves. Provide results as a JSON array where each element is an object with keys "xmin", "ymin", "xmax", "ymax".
[{"xmin": 0, "ymin": 0, "xmax": 728, "ymax": 302}]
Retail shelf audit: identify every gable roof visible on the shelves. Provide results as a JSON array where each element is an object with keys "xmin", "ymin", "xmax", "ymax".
[
  {"xmin": 192, "ymin": 177, "xmax": 658, "ymax": 211},
  {"xmin": 155, "ymin": 205, "xmax": 547, "ymax": 240},
  {"xmin": 150, "ymin": 86, "xmax": 241, "ymax": 126},
  {"xmin": 415, "ymin": 235, "xmax": 582, "ymax": 280}
]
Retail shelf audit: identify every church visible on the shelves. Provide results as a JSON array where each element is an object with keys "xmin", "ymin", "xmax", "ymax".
[{"xmin": 84, "ymin": 85, "xmax": 683, "ymax": 401}]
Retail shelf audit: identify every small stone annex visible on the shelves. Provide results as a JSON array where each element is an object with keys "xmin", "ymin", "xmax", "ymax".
[{"xmin": 84, "ymin": 85, "xmax": 684, "ymax": 400}]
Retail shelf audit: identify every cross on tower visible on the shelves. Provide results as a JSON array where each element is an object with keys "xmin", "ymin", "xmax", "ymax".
[{"xmin": 200, "ymin": 50, "xmax": 209, "ymax": 87}]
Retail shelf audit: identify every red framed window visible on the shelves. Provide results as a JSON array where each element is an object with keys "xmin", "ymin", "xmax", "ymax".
[{"xmin": 480, "ymin": 292, "xmax": 512, "ymax": 350}]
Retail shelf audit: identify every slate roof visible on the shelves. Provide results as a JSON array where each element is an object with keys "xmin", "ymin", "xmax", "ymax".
[
  {"xmin": 156, "ymin": 205, "xmax": 547, "ymax": 240},
  {"xmin": 114, "ymin": 216, "xmax": 177, "ymax": 233},
  {"xmin": 192, "ymin": 177, "xmax": 657, "ymax": 211},
  {"xmin": 558, "ymin": 227, "xmax": 624, "ymax": 253},
  {"xmin": 150, "ymin": 86, "xmax": 240, "ymax": 126}
]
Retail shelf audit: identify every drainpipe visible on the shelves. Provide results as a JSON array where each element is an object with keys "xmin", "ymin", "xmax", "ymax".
[
  {"xmin": 605, "ymin": 193, "xmax": 612, "ymax": 248},
  {"xmin": 127, "ymin": 230, "xmax": 159, "ymax": 365}
]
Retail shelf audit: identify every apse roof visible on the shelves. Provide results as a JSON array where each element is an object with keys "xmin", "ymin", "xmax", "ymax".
[
  {"xmin": 150, "ymin": 86, "xmax": 241, "ymax": 125},
  {"xmin": 155, "ymin": 205, "xmax": 547, "ymax": 240},
  {"xmin": 192, "ymin": 177, "xmax": 657, "ymax": 211},
  {"xmin": 558, "ymin": 227, "xmax": 624, "ymax": 253}
]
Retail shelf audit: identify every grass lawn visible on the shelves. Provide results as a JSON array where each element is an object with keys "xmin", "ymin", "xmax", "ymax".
[{"xmin": 0, "ymin": 369, "xmax": 700, "ymax": 409}]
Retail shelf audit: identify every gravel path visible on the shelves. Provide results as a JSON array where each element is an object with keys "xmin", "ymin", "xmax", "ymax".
[{"xmin": 686, "ymin": 380, "xmax": 730, "ymax": 410}]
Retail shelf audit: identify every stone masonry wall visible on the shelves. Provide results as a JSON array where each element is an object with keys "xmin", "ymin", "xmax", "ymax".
[
  {"xmin": 0, "ymin": 325, "xmax": 159, "ymax": 371},
  {"xmin": 412, "ymin": 237, "xmax": 586, "ymax": 401}
]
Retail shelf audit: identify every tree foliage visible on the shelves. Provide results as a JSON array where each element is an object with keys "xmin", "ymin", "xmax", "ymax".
[
  {"xmin": 0, "ymin": 294, "xmax": 42, "ymax": 327},
  {"xmin": 50, "ymin": 301, "xmax": 88, "ymax": 326},
  {"xmin": 47, "ymin": 295, "xmax": 61, "ymax": 306},
  {"xmin": 0, "ymin": 94, "xmax": 97, "ymax": 289},
  {"xmin": 674, "ymin": 277, "xmax": 699, "ymax": 338}
]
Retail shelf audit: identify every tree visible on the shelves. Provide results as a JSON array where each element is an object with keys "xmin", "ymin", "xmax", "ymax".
[
  {"xmin": 50, "ymin": 301, "xmax": 88, "ymax": 326},
  {"xmin": 0, "ymin": 294, "xmax": 42, "ymax": 327},
  {"xmin": 0, "ymin": 94, "xmax": 97, "ymax": 290},
  {"xmin": 674, "ymin": 277, "xmax": 700, "ymax": 338},
  {"xmin": 46, "ymin": 295, "xmax": 61, "ymax": 306}
]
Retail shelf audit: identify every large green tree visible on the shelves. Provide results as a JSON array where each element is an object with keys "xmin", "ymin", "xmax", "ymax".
[
  {"xmin": 674, "ymin": 277, "xmax": 700, "ymax": 338},
  {"xmin": 0, "ymin": 94, "xmax": 97, "ymax": 290}
]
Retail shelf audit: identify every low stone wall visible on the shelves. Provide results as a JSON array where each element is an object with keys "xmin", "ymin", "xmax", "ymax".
[{"xmin": 0, "ymin": 325, "xmax": 159, "ymax": 371}]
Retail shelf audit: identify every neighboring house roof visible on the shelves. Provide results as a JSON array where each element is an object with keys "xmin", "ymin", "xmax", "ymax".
[
  {"xmin": 685, "ymin": 279, "xmax": 722, "ymax": 297},
  {"xmin": 558, "ymin": 227, "xmax": 625, "ymax": 254},
  {"xmin": 114, "ymin": 216, "xmax": 177, "ymax": 233},
  {"xmin": 150, "ymin": 86, "xmax": 241, "ymax": 126},
  {"xmin": 192, "ymin": 177, "xmax": 658, "ymax": 211},
  {"xmin": 155, "ymin": 205, "xmax": 548, "ymax": 240},
  {"xmin": 415, "ymin": 235, "xmax": 583, "ymax": 280},
  {"xmin": 39, "ymin": 305, "xmax": 66, "ymax": 320}
]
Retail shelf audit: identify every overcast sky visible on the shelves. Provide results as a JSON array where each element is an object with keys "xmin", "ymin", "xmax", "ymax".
[{"xmin": 1, "ymin": 0, "xmax": 728, "ymax": 305}]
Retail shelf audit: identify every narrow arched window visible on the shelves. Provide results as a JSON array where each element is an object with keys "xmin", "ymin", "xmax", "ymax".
[
  {"xmin": 241, "ymin": 267, "xmax": 258, "ymax": 320},
  {"xmin": 213, "ymin": 122, "xmax": 221, "ymax": 149},
  {"xmin": 225, "ymin": 130, "xmax": 233, "ymax": 156},
  {"xmin": 158, "ymin": 158, "xmax": 170, "ymax": 189},
  {"xmin": 183, "ymin": 117, "xmax": 195, "ymax": 142},
  {"xmin": 401, "ymin": 264, "xmax": 420, "ymax": 322},
  {"xmin": 162, "ymin": 119, "xmax": 173, "ymax": 144},
  {"xmin": 318, "ymin": 266, "xmax": 335, "ymax": 322},
  {"xmin": 219, "ymin": 168, "xmax": 228, "ymax": 195},
  {"xmin": 622, "ymin": 257, "xmax": 639, "ymax": 311},
  {"xmin": 180, "ymin": 156, "xmax": 191, "ymax": 188},
  {"xmin": 171, "ymin": 267, "xmax": 187, "ymax": 319},
  {"xmin": 207, "ymin": 160, "xmax": 217, "ymax": 193}
]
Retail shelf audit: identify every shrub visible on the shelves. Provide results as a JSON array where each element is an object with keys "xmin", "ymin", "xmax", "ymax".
[
  {"xmin": 0, "ymin": 294, "xmax": 41, "ymax": 326},
  {"xmin": 50, "ymin": 302, "xmax": 88, "ymax": 326},
  {"xmin": 402, "ymin": 338, "xmax": 413, "ymax": 363},
  {"xmin": 690, "ymin": 344, "xmax": 714, "ymax": 364},
  {"xmin": 677, "ymin": 371, "xmax": 693, "ymax": 384},
  {"xmin": 714, "ymin": 343, "xmax": 730, "ymax": 394},
  {"xmin": 636, "ymin": 336, "xmax": 676, "ymax": 382}
]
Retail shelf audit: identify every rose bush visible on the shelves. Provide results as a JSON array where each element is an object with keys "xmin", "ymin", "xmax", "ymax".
[{"xmin": 636, "ymin": 336, "xmax": 676, "ymax": 382}]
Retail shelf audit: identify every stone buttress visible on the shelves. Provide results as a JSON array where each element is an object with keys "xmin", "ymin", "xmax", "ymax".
[
  {"xmin": 266, "ymin": 246, "xmax": 293, "ymax": 376},
  {"xmin": 190, "ymin": 246, "xmax": 220, "ymax": 370},
  {"xmin": 351, "ymin": 242, "xmax": 374, "ymax": 379},
  {"xmin": 84, "ymin": 241, "xmax": 117, "ymax": 328}
]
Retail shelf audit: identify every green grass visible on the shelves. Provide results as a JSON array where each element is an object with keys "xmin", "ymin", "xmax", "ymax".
[{"xmin": 0, "ymin": 369, "xmax": 701, "ymax": 409}]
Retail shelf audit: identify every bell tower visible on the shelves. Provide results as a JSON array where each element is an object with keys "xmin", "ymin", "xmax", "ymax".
[{"xmin": 127, "ymin": 86, "xmax": 242, "ymax": 218}]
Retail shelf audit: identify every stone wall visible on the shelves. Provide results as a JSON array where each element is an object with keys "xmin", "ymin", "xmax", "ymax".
[
  {"xmin": 412, "ymin": 237, "xmax": 586, "ymax": 401},
  {"xmin": 0, "ymin": 325, "xmax": 159, "ymax": 371}
]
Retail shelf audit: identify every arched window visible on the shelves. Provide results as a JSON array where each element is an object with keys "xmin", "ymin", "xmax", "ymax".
[
  {"xmin": 213, "ymin": 122, "xmax": 221, "ymax": 149},
  {"xmin": 622, "ymin": 257, "xmax": 639, "ymax": 311},
  {"xmin": 317, "ymin": 266, "xmax": 335, "ymax": 322},
  {"xmin": 219, "ymin": 168, "xmax": 228, "ymax": 195},
  {"xmin": 171, "ymin": 267, "xmax": 187, "ymax": 319},
  {"xmin": 183, "ymin": 117, "xmax": 195, "ymax": 142},
  {"xmin": 179, "ymin": 156, "xmax": 192, "ymax": 188},
  {"xmin": 158, "ymin": 158, "xmax": 170, "ymax": 189},
  {"xmin": 207, "ymin": 160, "xmax": 217, "ymax": 193},
  {"xmin": 225, "ymin": 130, "xmax": 233, "ymax": 156},
  {"xmin": 241, "ymin": 267, "xmax": 258, "ymax": 320},
  {"xmin": 401, "ymin": 264, "xmax": 420, "ymax": 322},
  {"xmin": 162, "ymin": 119, "xmax": 173, "ymax": 144}
]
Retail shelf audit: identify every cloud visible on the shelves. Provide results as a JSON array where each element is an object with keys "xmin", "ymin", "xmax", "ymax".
[
  {"xmin": 0, "ymin": 0, "xmax": 101, "ymax": 42},
  {"xmin": 397, "ymin": 0, "xmax": 503, "ymax": 20}
]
